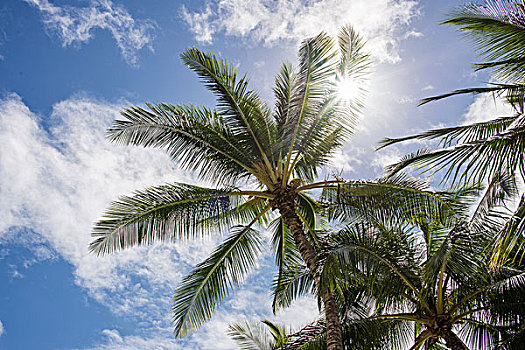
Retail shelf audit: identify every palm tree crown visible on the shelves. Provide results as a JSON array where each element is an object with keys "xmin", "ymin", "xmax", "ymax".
[{"xmin": 91, "ymin": 26, "xmax": 373, "ymax": 349}]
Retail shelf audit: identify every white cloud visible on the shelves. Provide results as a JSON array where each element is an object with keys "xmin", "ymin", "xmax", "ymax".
[
  {"xmin": 0, "ymin": 93, "xmax": 213, "ymax": 331},
  {"xmin": 462, "ymin": 92, "xmax": 515, "ymax": 125},
  {"xmin": 182, "ymin": 0, "xmax": 420, "ymax": 63},
  {"xmin": 0, "ymin": 320, "xmax": 4, "ymax": 337},
  {"xmin": 372, "ymin": 147, "xmax": 403, "ymax": 172},
  {"xmin": 24, "ymin": 0, "xmax": 155, "ymax": 65},
  {"xmin": 102, "ymin": 329, "xmax": 123, "ymax": 343}
]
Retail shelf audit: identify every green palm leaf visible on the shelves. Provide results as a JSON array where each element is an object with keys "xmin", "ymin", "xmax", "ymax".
[
  {"xmin": 321, "ymin": 174, "xmax": 476, "ymax": 228},
  {"xmin": 91, "ymin": 183, "xmax": 249, "ymax": 255},
  {"xmin": 228, "ymin": 321, "xmax": 275, "ymax": 350},
  {"xmin": 379, "ymin": 114, "xmax": 519, "ymax": 149},
  {"xmin": 281, "ymin": 31, "xmax": 337, "ymax": 180},
  {"xmin": 172, "ymin": 221, "xmax": 266, "ymax": 337},
  {"xmin": 180, "ymin": 48, "xmax": 277, "ymax": 182},
  {"xmin": 491, "ymin": 194, "xmax": 525, "ymax": 266},
  {"xmin": 109, "ymin": 103, "xmax": 257, "ymax": 185},
  {"xmin": 383, "ymin": 118, "xmax": 525, "ymax": 183},
  {"xmin": 445, "ymin": 0, "xmax": 525, "ymax": 82}
]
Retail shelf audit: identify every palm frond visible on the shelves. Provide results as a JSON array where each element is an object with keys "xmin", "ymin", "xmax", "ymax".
[
  {"xmin": 384, "ymin": 121, "xmax": 525, "ymax": 184},
  {"xmin": 271, "ymin": 260, "xmax": 316, "ymax": 312},
  {"xmin": 286, "ymin": 26, "xmax": 370, "ymax": 182},
  {"xmin": 228, "ymin": 320, "xmax": 275, "ymax": 350},
  {"xmin": 269, "ymin": 217, "xmax": 306, "ymax": 312},
  {"xmin": 172, "ymin": 221, "xmax": 266, "ymax": 337},
  {"xmin": 90, "ymin": 183, "xmax": 251, "ymax": 255},
  {"xmin": 324, "ymin": 223, "xmax": 422, "ymax": 310},
  {"xmin": 321, "ymin": 173, "xmax": 476, "ymax": 228},
  {"xmin": 181, "ymin": 48, "xmax": 277, "ymax": 183},
  {"xmin": 418, "ymin": 83, "xmax": 525, "ymax": 108},
  {"xmin": 378, "ymin": 114, "xmax": 518, "ymax": 150},
  {"xmin": 445, "ymin": 0, "xmax": 525, "ymax": 81},
  {"xmin": 469, "ymin": 171, "xmax": 517, "ymax": 233},
  {"xmin": 291, "ymin": 97, "xmax": 347, "ymax": 182},
  {"xmin": 336, "ymin": 25, "xmax": 371, "ymax": 118},
  {"xmin": 282, "ymin": 31, "xmax": 338, "ymax": 181},
  {"xmin": 109, "ymin": 103, "xmax": 257, "ymax": 185},
  {"xmin": 491, "ymin": 195, "xmax": 525, "ymax": 266}
]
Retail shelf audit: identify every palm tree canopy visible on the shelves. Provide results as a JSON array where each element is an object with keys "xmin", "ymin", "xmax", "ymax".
[
  {"xmin": 90, "ymin": 25, "xmax": 472, "ymax": 343},
  {"xmin": 312, "ymin": 182, "xmax": 525, "ymax": 349},
  {"xmin": 91, "ymin": 26, "xmax": 374, "ymax": 339},
  {"xmin": 378, "ymin": 1, "xmax": 525, "ymax": 267}
]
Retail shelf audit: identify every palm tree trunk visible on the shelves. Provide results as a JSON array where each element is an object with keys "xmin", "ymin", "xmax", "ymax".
[
  {"xmin": 277, "ymin": 196, "xmax": 344, "ymax": 350},
  {"xmin": 442, "ymin": 331, "xmax": 468, "ymax": 350}
]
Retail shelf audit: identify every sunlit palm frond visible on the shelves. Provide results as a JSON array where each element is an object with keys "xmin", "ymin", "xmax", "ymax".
[
  {"xmin": 269, "ymin": 216, "xmax": 307, "ymax": 312},
  {"xmin": 469, "ymin": 171, "xmax": 517, "ymax": 233},
  {"xmin": 384, "ymin": 121, "xmax": 525, "ymax": 184},
  {"xmin": 336, "ymin": 25, "xmax": 371, "ymax": 119},
  {"xmin": 109, "ymin": 103, "xmax": 257, "ymax": 185},
  {"xmin": 172, "ymin": 222, "xmax": 266, "ymax": 337},
  {"xmin": 282, "ymin": 317, "xmax": 406, "ymax": 350},
  {"xmin": 271, "ymin": 260, "xmax": 316, "ymax": 313},
  {"xmin": 445, "ymin": 0, "xmax": 525, "ymax": 82},
  {"xmin": 286, "ymin": 26, "xmax": 370, "ymax": 182},
  {"xmin": 491, "ymin": 195, "xmax": 525, "ymax": 266},
  {"xmin": 274, "ymin": 63, "xmax": 299, "ymax": 137},
  {"xmin": 291, "ymin": 97, "xmax": 347, "ymax": 182},
  {"xmin": 199, "ymin": 196, "xmax": 273, "ymax": 232},
  {"xmin": 180, "ymin": 48, "xmax": 277, "ymax": 181},
  {"xmin": 228, "ymin": 320, "xmax": 275, "ymax": 350},
  {"xmin": 90, "ymin": 183, "xmax": 251, "ymax": 255},
  {"xmin": 321, "ymin": 173, "xmax": 476, "ymax": 228},
  {"xmin": 281, "ymin": 31, "xmax": 338, "ymax": 179},
  {"xmin": 378, "ymin": 114, "xmax": 519, "ymax": 149},
  {"xmin": 418, "ymin": 83, "xmax": 525, "ymax": 111},
  {"xmin": 324, "ymin": 223, "xmax": 422, "ymax": 310}
]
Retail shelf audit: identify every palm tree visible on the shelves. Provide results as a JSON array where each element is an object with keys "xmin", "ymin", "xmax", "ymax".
[
  {"xmin": 378, "ymin": 0, "xmax": 525, "ymax": 266},
  {"xmin": 286, "ymin": 178, "xmax": 525, "ymax": 350},
  {"xmin": 268, "ymin": 174, "xmax": 478, "ymax": 349},
  {"xmin": 90, "ymin": 26, "xmax": 372, "ymax": 350}
]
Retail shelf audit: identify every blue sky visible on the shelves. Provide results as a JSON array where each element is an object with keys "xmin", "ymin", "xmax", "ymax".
[{"xmin": 0, "ymin": 1, "xmax": 514, "ymax": 349}]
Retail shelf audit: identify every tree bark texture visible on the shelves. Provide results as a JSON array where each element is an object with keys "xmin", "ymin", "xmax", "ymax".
[
  {"xmin": 277, "ymin": 196, "xmax": 344, "ymax": 350},
  {"xmin": 442, "ymin": 331, "xmax": 468, "ymax": 350}
]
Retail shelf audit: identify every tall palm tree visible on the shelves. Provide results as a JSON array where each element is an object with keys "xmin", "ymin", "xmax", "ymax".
[
  {"xmin": 378, "ymin": 0, "xmax": 525, "ymax": 266},
  {"xmin": 90, "ymin": 26, "xmax": 372, "ymax": 350},
  {"xmin": 283, "ymin": 178, "xmax": 525, "ymax": 350},
  {"xmin": 90, "ymin": 27, "xmax": 471, "ymax": 348}
]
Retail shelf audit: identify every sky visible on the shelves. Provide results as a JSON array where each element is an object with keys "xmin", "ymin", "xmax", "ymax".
[{"xmin": 0, "ymin": 1, "xmax": 515, "ymax": 349}]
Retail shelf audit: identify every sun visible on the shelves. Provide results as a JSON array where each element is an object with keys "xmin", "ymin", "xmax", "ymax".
[{"xmin": 336, "ymin": 77, "xmax": 360, "ymax": 102}]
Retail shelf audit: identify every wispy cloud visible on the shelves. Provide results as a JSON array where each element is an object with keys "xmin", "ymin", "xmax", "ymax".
[
  {"xmin": 24, "ymin": 0, "xmax": 155, "ymax": 66},
  {"xmin": 0, "ymin": 320, "xmax": 4, "ymax": 337},
  {"xmin": 0, "ymin": 93, "xmax": 198, "ymax": 327},
  {"xmin": 462, "ymin": 92, "xmax": 514, "ymax": 125},
  {"xmin": 182, "ymin": 0, "xmax": 420, "ymax": 63}
]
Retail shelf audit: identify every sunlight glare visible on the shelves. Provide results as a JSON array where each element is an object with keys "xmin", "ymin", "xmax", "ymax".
[{"xmin": 337, "ymin": 78, "xmax": 360, "ymax": 102}]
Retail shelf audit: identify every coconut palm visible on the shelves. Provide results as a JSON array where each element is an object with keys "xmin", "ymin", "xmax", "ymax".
[
  {"xmin": 90, "ymin": 26, "xmax": 373, "ymax": 350},
  {"xmin": 378, "ymin": 0, "xmax": 525, "ymax": 266},
  {"xmin": 272, "ymin": 176, "xmax": 482, "ymax": 349},
  {"xmin": 294, "ymin": 178, "xmax": 525, "ymax": 350},
  {"xmin": 90, "ymin": 25, "xmax": 476, "ymax": 348}
]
